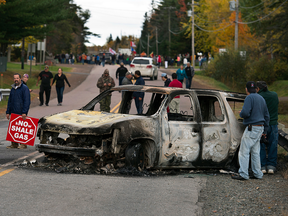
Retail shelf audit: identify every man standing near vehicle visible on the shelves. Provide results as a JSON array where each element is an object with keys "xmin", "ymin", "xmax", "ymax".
[
  {"xmin": 6, "ymin": 73, "xmax": 30, "ymax": 149},
  {"xmin": 133, "ymin": 70, "xmax": 145, "ymax": 114},
  {"xmin": 256, "ymin": 81, "xmax": 279, "ymax": 174},
  {"xmin": 168, "ymin": 73, "xmax": 182, "ymax": 113},
  {"xmin": 116, "ymin": 62, "xmax": 128, "ymax": 86},
  {"xmin": 185, "ymin": 62, "xmax": 195, "ymax": 89},
  {"xmin": 232, "ymin": 81, "xmax": 270, "ymax": 180},
  {"xmin": 36, "ymin": 65, "xmax": 53, "ymax": 106},
  {"xmin": 161, "ymin": 73, "xmax": 171, "ymax": 87},
  {"xmin": 121, "ymin": 71, "xmax": 133, "ymax": 113},
  {"xmin": 97, "ymin": 69, "xmax": 115, "ymax": 112}
]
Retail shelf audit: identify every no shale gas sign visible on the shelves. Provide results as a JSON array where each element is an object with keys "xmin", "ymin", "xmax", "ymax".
[{"xmin": 6, "ymin": 113, "xmax": 39, "ymax": 146}]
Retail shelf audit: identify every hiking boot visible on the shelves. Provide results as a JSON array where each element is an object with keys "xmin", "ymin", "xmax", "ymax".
[
  {"xmin": 18, "ymin": 144, "xmax": 27, "ymax": 149},
  {"xmin": 45, "ymin": 104, "xmax": 49, "ymax": 106},
  {"xmin": 6, "ymin": 142, "xmax": 19, "ymax": 149},
  {"xmin": 39, "ymin": 103, "xmax": 43, "ymax": 106},
  {"xmin": 57, "ymin": 103, "xmax": 60, "ymax": 106},
  {"xmin": 268, "ymin": 169, "xmax": 274, "ymax": 174}
]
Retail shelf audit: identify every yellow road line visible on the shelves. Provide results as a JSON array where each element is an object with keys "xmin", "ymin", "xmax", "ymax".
[
  {"xmin": 115, "ymin": 108, "xmax": 119, "ymax": 113},
  {"xmin": 0, "ymin": 168, "xmax": 15, "ymax": 177},
  {"xmin": 110, "ymin": 101, "xmax": 121, "ymax": 113}
]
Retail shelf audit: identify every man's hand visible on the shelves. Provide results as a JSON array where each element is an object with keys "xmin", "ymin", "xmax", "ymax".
[
  {"xmin": 22, "ymin": 114, "xmax": 27, "ymax": 120},
  {"xmin": 108, "ymin": 83, "xmax": 111, "ymax": 86},
  {"xmin": 139, "ymin": 97, "xmax": 142, "ymax": 101},
  {"xmin": 6, "ymin": 114, "xmax": 10, "ymax": 120},
  {"xmin": 104, "ymin": 83, "xmax": 107, "ymax": 86}
]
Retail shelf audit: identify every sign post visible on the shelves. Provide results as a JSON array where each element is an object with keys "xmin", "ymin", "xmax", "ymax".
[{"xmin": 6, "ymin": 114, "xmax": 39, "ymax": 146}]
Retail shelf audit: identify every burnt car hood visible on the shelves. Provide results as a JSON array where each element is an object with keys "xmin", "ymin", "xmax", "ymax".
[{"xmin": 38, "ymin": 110, "xmax": 144, "ymax": 135}]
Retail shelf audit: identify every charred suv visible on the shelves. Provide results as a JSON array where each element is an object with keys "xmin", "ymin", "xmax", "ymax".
[{"xmin": 36, "ymin": 85, "xmax": 246, "ymax": 169}]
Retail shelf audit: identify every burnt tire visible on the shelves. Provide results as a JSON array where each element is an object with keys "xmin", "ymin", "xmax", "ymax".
[{"xmin": 125, "ymin": 143, "xmax": 144, "ymax": 168}]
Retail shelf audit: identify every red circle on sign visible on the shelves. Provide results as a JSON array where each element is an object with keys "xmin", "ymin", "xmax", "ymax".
[{"xmin": 8, "ymin": 116, "xmax": 37, "ymax": 144}]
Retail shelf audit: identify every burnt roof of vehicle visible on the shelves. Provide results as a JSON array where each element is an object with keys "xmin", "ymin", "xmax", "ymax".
[{"xmin": 112, "ymin": 85, "xmax": 246, "ymax": 99}]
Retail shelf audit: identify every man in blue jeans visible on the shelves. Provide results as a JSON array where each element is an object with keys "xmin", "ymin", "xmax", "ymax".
[
  {"xmin": 184, "ymin": 62, "xmax": 194, "ymax": 89},
  {"xmin": 256, "ymin": 81, "xmax": 279, "ymax": 174},
  {"xmin": 232, "ymin": 81, "xmax": 270, "ymax": 180}
]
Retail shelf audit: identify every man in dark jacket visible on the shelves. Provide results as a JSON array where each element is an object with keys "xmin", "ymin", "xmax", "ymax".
[
  {"xmin": 256, "ymin": 81, "xmax": 279, "ymax": 174},
  {"xmin": 97, "ymin": 69, "xmax": 115, "ymax": 112},
  {"xmin": 161, "ymin": 73, "xmax": 171, "ymax": 87},
  {"xmin": 184, "ymin": 62, "xmax": 195, "ymax": 89},
  {"xmin": 116, "ymin": 62, "xmax": 128, "ymax": 86},
  {"xmin": 6, "ymin": 73, "xmax": 31, "ymax": 149},
  {"xmin": 121, "ymin": 72, "xmax": 133, "ymax": 113},
  {"xmin": 36, "ymin": 65, "xmax": 53, "ymax": 106},
  {"xmin": 232, "ymin": 81, "xmax": 270, "ymax": 180},
  {"xmin": 133, "ymin": 70, "xmax": 145, "ymax": 114}
]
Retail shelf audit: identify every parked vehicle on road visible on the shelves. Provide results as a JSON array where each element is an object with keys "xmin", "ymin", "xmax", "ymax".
[
  {"xmin": 99, "ymin": 52, "xmax": 112, "ymax": 65},
  {"xmin": 36, "ymin": 86, "xmax": 247, "ymax": 169},
  {"xmin": 130, "ymin": 57, "xmax": 158, "ymax": 80}
]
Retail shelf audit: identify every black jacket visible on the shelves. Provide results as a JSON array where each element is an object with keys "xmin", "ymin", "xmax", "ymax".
[
  {"xmin": 52, "ymin": 74, "xmax": 71, "ymax": 88},
  {"xmin": 116, "ymin": 66, "xmax": 128, "ymax": 78}
]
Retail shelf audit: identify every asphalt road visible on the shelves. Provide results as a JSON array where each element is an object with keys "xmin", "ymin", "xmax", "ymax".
[{"xmin": 0, "ymin": 65, "xmax": 206, "ymax": 216}]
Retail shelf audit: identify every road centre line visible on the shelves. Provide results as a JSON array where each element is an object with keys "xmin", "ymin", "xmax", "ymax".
[
  {"xmin": 1, "ymin": 151, "xmax": 38, "ymax": 167},
  {"xmin": 111, "ymin": 101, "xmax": 121, "ymax": 113},
  {"xmin": 0, "ymin": 168, "xmax": 15, "ymax": 177}
]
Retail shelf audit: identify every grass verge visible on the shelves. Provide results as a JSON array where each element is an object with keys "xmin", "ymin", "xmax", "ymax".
[
  {"xmin": 194, "ymin": 70, "xmax": 231, "ymax": 91},
  {"xmin": 269, "ymin": 80, "xmax": 288, "ymax": 97}
]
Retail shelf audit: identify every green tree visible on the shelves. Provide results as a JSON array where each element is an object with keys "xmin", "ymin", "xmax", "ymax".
[{"xmin": 0, "ymin": 0, "xmax": 71, "ymax": 53}]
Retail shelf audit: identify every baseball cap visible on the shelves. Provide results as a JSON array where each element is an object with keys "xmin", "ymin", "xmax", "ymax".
[
  {"xmin": 161, "ymin": 73, "xmax": 167, "ymax": 77},
  {"xmin": 246, "ymin": 81, "xmax": 256, "ymax": 93},
  {"xmin": 23, "ymin": 74, "xmax": 29, "ymax": 78},
  {"xmin": 44, "ymin": 65, "xmax": 49, "ymax": 69}
]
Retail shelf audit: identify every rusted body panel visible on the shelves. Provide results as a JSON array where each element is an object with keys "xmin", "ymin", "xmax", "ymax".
[{"xmin": 36, "ymin": 86, "xmax": 247, "ymax": 169}]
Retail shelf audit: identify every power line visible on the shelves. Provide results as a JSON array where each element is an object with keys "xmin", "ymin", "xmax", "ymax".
[
  {"xmin": 194, "ymin": 22, "xmax": 234, "ymax": 32},
  {"xmin": 239, "ymin": 1, "xmax": 266, "ymax": 9},
  {"xmin": 169, "ymin": 27, "xmax": 187, "ymax": 35},
  {"xmin": 237, "ymin": 0, "xmax": 287, "ymax": 24}
]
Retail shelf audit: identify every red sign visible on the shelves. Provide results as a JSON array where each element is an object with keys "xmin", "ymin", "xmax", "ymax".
[{"xmin": 6, "ymin": 113, "xmax": 39, "ymax": 146}]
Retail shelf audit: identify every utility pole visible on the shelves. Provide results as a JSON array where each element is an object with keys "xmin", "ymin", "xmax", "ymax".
[
  {"xmin": 21, "ymin": 37, "xmax": 25, "ymax": 69},
  {"xmin": 192, "ymin": 0, "xmax": 195, "ymax": 67},
  {"xmin": 147, "ymin": 33, "xmax": 149, "ymax": 54},
  {"xmin": 163, "ymin": 7, "xmax": 176, "ymax": 56},
  {"xmin": 156, "ymin": 27, "xmax": 158, "ymax": 56},
  {"xmin": 235, "ymin": 0, "xmax": 239, "ymax": 50}
]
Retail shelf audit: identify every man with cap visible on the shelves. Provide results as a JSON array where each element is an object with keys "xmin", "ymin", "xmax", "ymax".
[
  {"xmin": 256, "ymin": 81, "xmax": 279, "ymax": 174},
  {"xmin": 97, "ymin": 69, "xmax": 115, "ymax": 112},
  {"xmin": 36, "ymin": 65, "xmax": 53, "ymax": 106},
  {"xmin": 232, "ymin": 81, "xmax": 270, "ymax": 180},
  {"xmin": 161, "ymin": 73, "xmax": 171, "ymax": 87},
  {"xmin": 116, "ymin": 62, "xmax": 128, "ymax": 86}
]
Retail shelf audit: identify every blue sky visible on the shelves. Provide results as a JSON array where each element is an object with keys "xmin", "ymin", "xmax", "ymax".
[{"xmin": 73, "ymin": 0, "xmax": 153, "ymax": 46}]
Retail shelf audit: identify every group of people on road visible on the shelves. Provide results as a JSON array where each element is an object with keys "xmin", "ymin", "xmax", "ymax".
[
  {"xmin": 231, "ymin": 81, "xmax": 279, "ymax": 180},
  {"xmin": 97, "ymin": 64, "xmax": 145, "ymax": 114},
  {"xmin": 6, "ymin": 66, "xmax": 71, "ymax": 149},
  {"xmin": 176, "ymin": 62, "xmax": 195, "ymax": 89},
  {"xmin": 6, "ymin": 61, "xmax": 280, "ymax": 181}
]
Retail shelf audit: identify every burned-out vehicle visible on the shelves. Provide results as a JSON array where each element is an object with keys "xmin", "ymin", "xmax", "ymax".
[{"xmin": 36, "ymin": 85, "xmax": 247, "ymax": 169}]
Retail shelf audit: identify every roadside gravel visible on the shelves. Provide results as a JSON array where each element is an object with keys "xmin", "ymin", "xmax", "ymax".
[{"xmin": 199, "ymin": 170, "xmax": 288, "ymax": 215}]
